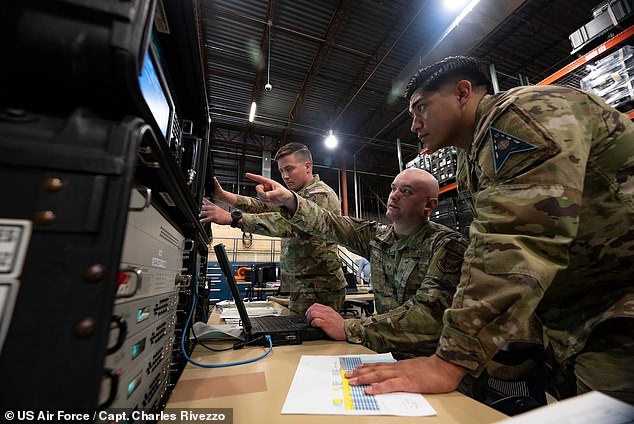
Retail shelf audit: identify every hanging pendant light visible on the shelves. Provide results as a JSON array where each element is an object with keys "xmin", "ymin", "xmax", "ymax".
[{"xmin": 264, "ymin": 20, "xmax": 273, "ymax": 92}]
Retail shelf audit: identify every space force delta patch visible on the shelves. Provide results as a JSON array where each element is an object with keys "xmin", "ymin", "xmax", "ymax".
[{"xmin": 489, "ymin": 126, "xmax": 538, "ymax": 175}]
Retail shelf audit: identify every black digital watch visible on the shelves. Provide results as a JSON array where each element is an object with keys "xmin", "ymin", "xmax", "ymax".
[{"xmin": 230, "ymin": 210, "xmax": 243, "ymax": 228}]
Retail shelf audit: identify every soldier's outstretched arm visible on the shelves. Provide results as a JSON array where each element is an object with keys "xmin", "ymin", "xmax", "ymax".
[
  {"xmin": 212, "ymin": 176, "xmax": 238, "ymax": 205},
  {"xmin": 246, "ymin": 173, "xmax": 298, "ymax": 212}
]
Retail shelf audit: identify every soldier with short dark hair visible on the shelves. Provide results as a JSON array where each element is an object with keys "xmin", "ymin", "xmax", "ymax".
[
  {"xmin": 200, "ymin": 142, "xmax": 346, "ymax": 314},
  {"xmin": 341, "ymin": 56, "xmax": 634, "ymax": 404}
]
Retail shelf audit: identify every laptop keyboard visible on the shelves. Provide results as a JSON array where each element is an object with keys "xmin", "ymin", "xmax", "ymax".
[{"xmin": 251, "ymin": 315, "xmax": 298, "ymax": 332}]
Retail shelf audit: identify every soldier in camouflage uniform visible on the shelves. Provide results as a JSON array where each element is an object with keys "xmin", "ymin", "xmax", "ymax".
[
  {"xmin": 292, "ymin": 168, "xmax": 466, "ymax": 358},
  {"xmin": 342, "ymin": 56, "xmax": 634, "ymax": 404},
  {"xmin": 200, "ymin": 143, "xmax": 346, "ymax": 314},
  {"xmin": 245, "ymin": 169, "xmax": 495, "ymax": 397}
]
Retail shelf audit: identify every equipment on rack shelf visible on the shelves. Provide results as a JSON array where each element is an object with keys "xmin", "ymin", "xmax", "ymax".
[
  {"xmin": 0, "ymin": 0, "xmax": 211, "ymax": 413},
  {"xmin": 103, "ymin": 189, "xmax": 186, "ymax": 412},
  {"xmin": 0, "ymin": 109, "xmax": 145, "ymax": 410},
  {"xmin": 569, "ymin": 0, "xmax": 634, "ymax": 54},
  {"xmin": 406, "ymin": 146, "xmax": 473, "ymax": 236},
  {"xmin": 581, "ymin": 44, "xmax": 634, "ymax": 111}
]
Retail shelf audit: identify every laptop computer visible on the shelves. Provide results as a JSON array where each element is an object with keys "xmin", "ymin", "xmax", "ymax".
[{"xmin": 213, "ymin": 243, "xmax": 328, "ymax": 346}]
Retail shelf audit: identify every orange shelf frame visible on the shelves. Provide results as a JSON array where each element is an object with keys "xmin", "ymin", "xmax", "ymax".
[
  {"xmin": 537, "ymin": 25, "xmax": 634, "ymax": 86},
  {"xmin": 439, "ymin": 182, "xmax": 457, "ymax": 194}
]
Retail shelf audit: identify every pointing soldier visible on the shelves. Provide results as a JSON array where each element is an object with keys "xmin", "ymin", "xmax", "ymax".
[
  {"xmin": 246, "ymin": 168, "xmax": 491, "ymax": 398},
  {"xmin": 200, "ymin": 142, "xmax": 346, "ymax": 314}
]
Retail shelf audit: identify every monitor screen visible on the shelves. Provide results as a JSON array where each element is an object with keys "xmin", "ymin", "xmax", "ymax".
[
  {"xmin": 138, "ymin": 47, "xmax": 173, "ymax": 142},
  {"xmin": 254, "ymin": 263, "xmax": 277, "ymax": 286}
]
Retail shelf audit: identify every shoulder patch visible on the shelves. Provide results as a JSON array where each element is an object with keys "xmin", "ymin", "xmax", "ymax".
[
  {"xmin": 436, "ymin": 238, "xmax": 466, "ymax": 273},
  {"xmin": 489, "ymin": 126, "xmax": 538, "ymax": 175},
  {"xmin": 437, "ymin": 250, "xmax": 463, "ymax": 274},
  {"xmin": 308, "ymin": 188, "xmax": 328, "ymax": 195}
]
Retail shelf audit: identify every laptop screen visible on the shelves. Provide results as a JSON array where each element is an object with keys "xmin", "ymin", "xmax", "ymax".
[{"xmin": 213, "ymin": 243, "xmax": 252, "ymax": 333}]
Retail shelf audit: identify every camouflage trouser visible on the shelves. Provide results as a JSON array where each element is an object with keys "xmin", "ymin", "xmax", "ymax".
[
  {"xmin": 288, "ymin": 283, "xmax": 345, "ymax": 314},
  {"xmin": 548, "ymin": 318, "xmax": 634, "ymax": 405}
]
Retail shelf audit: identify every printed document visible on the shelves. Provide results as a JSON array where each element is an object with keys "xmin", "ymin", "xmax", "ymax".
[{"xmin": 282, "ymin": 353, "xmax": 436, "ymax": 416}]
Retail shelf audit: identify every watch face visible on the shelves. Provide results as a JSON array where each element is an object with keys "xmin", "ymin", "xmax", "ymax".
[{"xmin": 231, "ymin": 210, "xmax": 242, "ymax": 227}]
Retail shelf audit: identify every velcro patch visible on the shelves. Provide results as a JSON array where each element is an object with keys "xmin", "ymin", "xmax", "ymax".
[
  {"xmin": 437, "ymin": 251, "xmax": 463, "ymax": 273},
  {"xmin": 489, "ymin": 127, "xmax": 538, "ymax": 175}
]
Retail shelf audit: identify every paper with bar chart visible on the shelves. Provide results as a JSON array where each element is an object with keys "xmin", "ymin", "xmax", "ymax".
[{"xmin": 281, "ymin": 353, "xmax": 436, "ymax": 416}]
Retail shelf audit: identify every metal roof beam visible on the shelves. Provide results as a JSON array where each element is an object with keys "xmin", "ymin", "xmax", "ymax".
[
  {"xmin": 281, "ymin": 0, "xmax": 354, "ymax": 142},
  {"xmin": 251, "ymin": 0, "xmax": 277, "ymax": 104}
]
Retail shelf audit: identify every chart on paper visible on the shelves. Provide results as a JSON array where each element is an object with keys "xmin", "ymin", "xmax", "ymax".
[
  {"xmin": 281, "ymin": 354, "xmax": 436, "ymax": 417},
  {"xmin": 337, "ymin": 356, "xmax": 379, "ymax": 411}
]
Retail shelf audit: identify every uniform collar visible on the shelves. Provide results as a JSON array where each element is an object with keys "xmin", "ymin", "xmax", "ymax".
[
  {"xmin": 470, "ymin": 91, "xmax": 518, "ymax": 159},
  {"xmin": 378, "ymin": 221, "xmax": 431, "ymax": 250},
  {"xmin": 297, "ymin": 174, "xmax": 320, "ymax": 194}
]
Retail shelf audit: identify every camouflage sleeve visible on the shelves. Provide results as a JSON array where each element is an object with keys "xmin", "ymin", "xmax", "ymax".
[
  {"xmin": 348, "ymin": 237, "xmax": 466, "ymax": 355},
  {"xmin": 284, "ymin": 194, "xmax": 376, "ymax": 259},
  {"xmin": 343, "ymin": 318, "xmax": 365, "ymax": 344},
  {"xmin": 240, "ymin": 212, "xmax": 296, "ymax": 238},
  {"xmin": 437, "ymin": 93, "xmax": 591, "ymax": 374},
  {"xmin": 234, "ymin": 194, "xmax": 298, "ymax": 237},
  {"xmin": 234, "ymin": 194, "xmax": 281, "ymax": 214},
  {"xmin": 238, "ymin": 183, "xmax": 342, "ymax": 239}
]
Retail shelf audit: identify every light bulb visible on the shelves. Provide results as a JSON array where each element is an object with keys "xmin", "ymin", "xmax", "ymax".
[{"xmin": 325, "ymin": 130, "xmax": 338, "ymax": 149}]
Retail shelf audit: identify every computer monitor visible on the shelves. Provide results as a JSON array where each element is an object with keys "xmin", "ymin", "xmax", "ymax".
[
  {"xmin": 138, "ymin": 41, "xmax": 175, "ymax": 144},
  {"xmin": 254, "ymin": 263, "xmax": 277, "ymax": 287}
]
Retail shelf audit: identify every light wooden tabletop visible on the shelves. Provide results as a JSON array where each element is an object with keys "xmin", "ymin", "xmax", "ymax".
[{"xmin": 162, "ymin": 339, "xmax": 507, "ymax": 424}]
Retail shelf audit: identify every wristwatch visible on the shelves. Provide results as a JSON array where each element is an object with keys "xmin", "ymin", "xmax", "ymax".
[{"xmin": 230, "ymin": 210, "xmax": 243, "ymax": 228}]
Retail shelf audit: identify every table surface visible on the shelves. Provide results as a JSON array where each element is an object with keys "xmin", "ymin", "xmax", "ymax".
[{"xmin": 163, "ymin": 339, "xmax": 507, "ymax": 424}]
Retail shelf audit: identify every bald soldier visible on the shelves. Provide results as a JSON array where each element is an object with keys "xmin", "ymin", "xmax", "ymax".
[
  {"xmin": 200, "ymin": 142, "xmax": 346, "ymax": 314},
  {"xmin": 245, "ymin": 168, "xmax": 468, "ymax": 359},
  {"xmin": 340, "ymin": 56, "xmax": 634, "ymax": 404}
]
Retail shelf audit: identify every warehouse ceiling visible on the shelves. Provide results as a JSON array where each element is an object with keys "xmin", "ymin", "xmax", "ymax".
[{"xmin": 197, "ymin": 0, "xmax": 615, "ymax": 219}]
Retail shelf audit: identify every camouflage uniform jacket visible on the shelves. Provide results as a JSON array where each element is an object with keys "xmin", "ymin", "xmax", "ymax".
[
  {"xmin": 285, "ymin": 195, "xmax": 467, "ymax": 356},
  {"xmin": 235, "ymin": 175, "xmax": 346, "ymax": 291},
  {"xmin": 438, "ymin": 85, "xmax": 634, "ymax": 375}
]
